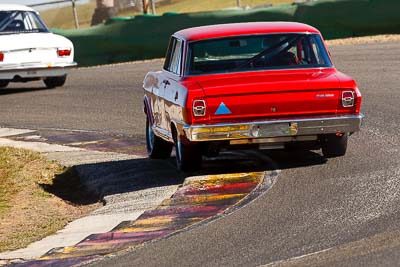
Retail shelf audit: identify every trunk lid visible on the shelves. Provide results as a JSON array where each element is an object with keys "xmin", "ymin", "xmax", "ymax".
[
  {"xmin": 0, "ymin": 33, "xmax": 72, "ymax": 65},
  {"xmin": 194, "ymin": 69, "xmax": 342, "ymax": 123}
]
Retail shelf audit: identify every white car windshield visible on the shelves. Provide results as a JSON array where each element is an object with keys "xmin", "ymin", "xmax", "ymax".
[{"xmin": 0, "ymin": 10, "xmax": 49, "ymax": 34}]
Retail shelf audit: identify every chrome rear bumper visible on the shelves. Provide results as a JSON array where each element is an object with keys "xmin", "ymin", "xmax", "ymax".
[
  {"xmin": 183, "ymin": 114, "xmax": 364, "ymax": 142},
  {"xmin": 0, "ymin": 62, "xmax": 77, "ymax": 79}
]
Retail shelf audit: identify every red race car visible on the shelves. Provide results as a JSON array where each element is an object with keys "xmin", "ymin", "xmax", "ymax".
[{"xmin": 143, "ymin": 22, "xmax": 363, "ymax": 171}]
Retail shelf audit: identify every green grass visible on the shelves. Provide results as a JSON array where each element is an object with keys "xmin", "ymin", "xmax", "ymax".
[
  {"xmin": 40, "ymin": 0, "xmax": 293, "ymax": 29},
  {"xmin": 0, "ymin": 147, "xmax": 99, "ymax": 252},
  {"xmin": 141, "ymin": 0, "xmax": 294, "ymax": 15},
  {"xmin": 0, "ymin": 147, "xmax": 41, "ymax": 216},
  {"xmin": 40, "ymin": 0, "xmax": 97, "ymax": 29}
]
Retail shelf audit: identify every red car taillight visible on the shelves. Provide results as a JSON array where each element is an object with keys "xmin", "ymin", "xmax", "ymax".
[
  {"xmin": 193, "ymin": 100, "xmax": 206, "ymax": 117},
  {"xmin": 57, "ymin": 48, "xmax": 71, "ymax": 57},
  {"xmin": 0, "ymin": 52, "xmax": 4, "ymax": 62},
  {"xmin": 342, "ymin": 91, "xmax": 355, "ymax": 107}
]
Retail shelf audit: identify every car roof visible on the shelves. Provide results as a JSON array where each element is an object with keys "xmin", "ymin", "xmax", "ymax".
[
  {"xmin": 0, "ymin": 4, "xmax": 36, "ymax": 12},
  {"xmin": 175, "ymin": 22, "xmax": 320, "ymax": 41}
]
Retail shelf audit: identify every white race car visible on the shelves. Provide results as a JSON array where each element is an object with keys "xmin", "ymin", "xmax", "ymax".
[{"xmin": 0, "ymin": 4, "xmax": 76, "ymax": 89}]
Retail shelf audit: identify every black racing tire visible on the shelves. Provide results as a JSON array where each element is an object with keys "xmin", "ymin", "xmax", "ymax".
[
  {"xmin": 0, "ymin": 80, "xmax": 9, "ymax": 89},
  {"xmin": 43, "ymin": 75, "xmax": 67, "ymax": 89},
  {"xmin": 146, "ymin": 117, "xmax": 173, "ymax": 159},
  {"xmin": 173, "ymin": 128, "xmax": 202, "ymax": 172},
  {"xmin": 321, "ymin": 133, "xmax": 348, "ymax": 158}
]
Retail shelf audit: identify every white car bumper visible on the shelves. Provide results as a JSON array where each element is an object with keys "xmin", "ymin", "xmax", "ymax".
[{"xmin": 0, "ymin": 62, "xmax": 77, "ymax": 80}]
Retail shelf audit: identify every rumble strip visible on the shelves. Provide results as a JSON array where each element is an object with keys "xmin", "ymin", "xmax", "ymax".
[{"xmin": 0, "ymin": 128, "xmax": 276, "ymax": 267}]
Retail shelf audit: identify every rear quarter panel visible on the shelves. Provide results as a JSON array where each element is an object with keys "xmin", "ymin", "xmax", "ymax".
[{"xmin": 143, "ymin": 71, "xmax": 190, "ymax": 137}]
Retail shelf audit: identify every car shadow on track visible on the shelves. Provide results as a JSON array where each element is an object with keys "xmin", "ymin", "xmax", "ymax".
[
  {"xmin": 0, "ymin": 86, "xmax": 51, "ymax": 95},
  {"xmin": 41, "ymin": 149, "xmax": 327, "ymax": 203},
  {"xmin": 39, "ymin": 167, "xmax": 101, "ymax": 205},
  {"xmin": 263, "ymin": 149, "xmax": 327, "ymax": 170},
  {"xmin": 40, "ymin": 157, "xmax": 183, "ymax": 205}
]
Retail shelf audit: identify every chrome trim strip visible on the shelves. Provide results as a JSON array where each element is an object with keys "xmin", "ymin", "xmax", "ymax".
[
  {"xmin": 0, "ymin": 62, "xmax": 77, "ymax": 72},
  {"xmin": 229, "ymin": 135, "xmax": 318, "ymax": 145},
  {"xmin": 182, "ymin": 114, "xmax": 364, "ymax": 142},
  {"xmin": 2, "ymin": 47, "xmax": 58, "ymax": 53},
  {"xmin": 152, "ymin": 125, "xmax": 173, "ymax": 142}
]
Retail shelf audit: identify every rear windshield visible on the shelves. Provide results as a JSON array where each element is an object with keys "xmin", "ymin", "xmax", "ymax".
[
  {"xmin": 0, "ymin": 11, "xmax": 49, "ymax": 34},
  {"xmin": 187, "ymin": 33, "xmax": 332, "ymax": 75}
]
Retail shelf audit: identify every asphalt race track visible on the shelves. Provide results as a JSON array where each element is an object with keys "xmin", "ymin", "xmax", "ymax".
[{"xmin": 1, "ymin": 42, "xmax": 400, "ymax": 266}]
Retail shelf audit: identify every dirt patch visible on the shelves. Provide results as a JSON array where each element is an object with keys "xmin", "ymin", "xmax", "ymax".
[
  {"xmin": 326, "ymin": 34, "xmax": 400, "ymax": 46},
  {"xmin": 0, "ymin": 147, "xmax": 101, "ymax": 253}
]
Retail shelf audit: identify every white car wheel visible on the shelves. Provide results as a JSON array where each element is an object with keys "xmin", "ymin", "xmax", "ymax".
[
  {"xmin": 0, "ymin": 80, "xmax": 9, "ymax": 89},
  {"xmin": 43, "ymin": 75, "xmax": 67, "ymax": 89}
]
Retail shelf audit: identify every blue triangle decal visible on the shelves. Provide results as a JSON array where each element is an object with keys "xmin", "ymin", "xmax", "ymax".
[{"xmin": 215, "ymin": 102, "xmax": 232, "ymax": 115}]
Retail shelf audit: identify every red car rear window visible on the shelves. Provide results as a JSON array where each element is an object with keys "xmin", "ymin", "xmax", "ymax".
[{"xmin": 187, "ymin": 33, "xmax": 332, "ymax": 75}]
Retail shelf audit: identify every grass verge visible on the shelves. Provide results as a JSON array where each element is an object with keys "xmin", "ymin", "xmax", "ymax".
[
  {"xmin": 326, "ymin": 34, "xmax": 400, "ymax": 46},
  {"xmin": 40, "ymin": 0, "xmax": 293, "ymax": 29},
  {"xmin": 121, "ymin": 0, "xmax": 294, "ymax": 16},
  {"xmin": 0, "ymin": 147, "xmax": 101, "ymax": 253}
]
